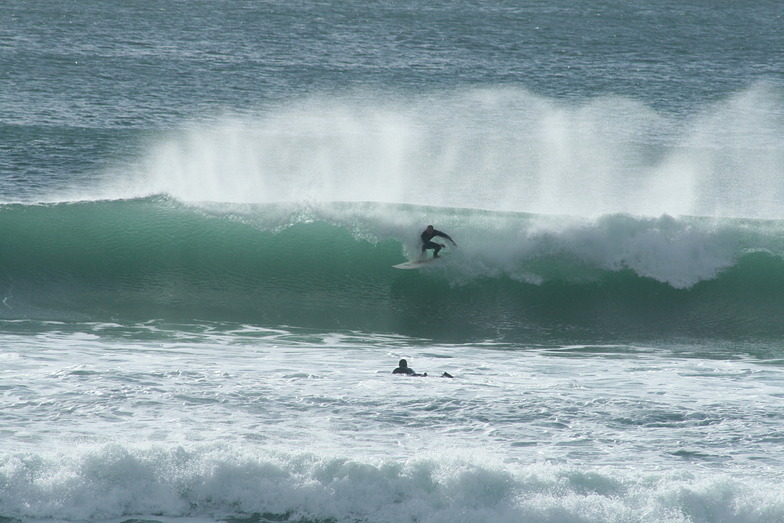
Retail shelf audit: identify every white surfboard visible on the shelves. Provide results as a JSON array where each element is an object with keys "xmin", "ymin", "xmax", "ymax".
[{"xmin": 392, "ymin": 256, "xmax": 445, "ymax": 270}]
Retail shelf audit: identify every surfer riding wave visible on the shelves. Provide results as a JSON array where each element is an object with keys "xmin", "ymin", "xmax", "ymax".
[{"xmin": 421, "ymin": 225, "xmax": 457, "ymax": 259}]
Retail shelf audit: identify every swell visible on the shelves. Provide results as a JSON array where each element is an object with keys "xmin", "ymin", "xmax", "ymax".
[{"xmin": 3, "ymin": 197, "xmax": 784, "ymax": 342}]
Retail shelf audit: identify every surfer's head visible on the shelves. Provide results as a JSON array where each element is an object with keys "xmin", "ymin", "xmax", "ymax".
[
  {"xmin": 426, "ymin": 225, "xmax": 434, "ymax": 232},
  {"xmin": 398, "ymin": 359, "xmax": 408, "ymax": 368}
]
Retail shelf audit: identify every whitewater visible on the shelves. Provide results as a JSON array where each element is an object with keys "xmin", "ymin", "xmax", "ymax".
[{"xmin": 3, "ymin": 1, "xmax": 784, "ymax": 522}]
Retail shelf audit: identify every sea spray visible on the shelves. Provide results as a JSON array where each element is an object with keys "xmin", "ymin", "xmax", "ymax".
[{"xmin": 94, "ymin": 86, "xmax": 784, "ymax": 219}]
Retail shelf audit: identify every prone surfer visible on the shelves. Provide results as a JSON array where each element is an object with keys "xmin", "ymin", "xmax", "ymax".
[
  {"xmin": 393, "ymin": 359, "xmax": 426, "ymax": 376},
  {"xmin": 392, "ymin": 358, "xmax": 453, "ymax": 378},
  {"xmin": 421, "ymin": 225, "xmax": 457, "ymax": 259}
]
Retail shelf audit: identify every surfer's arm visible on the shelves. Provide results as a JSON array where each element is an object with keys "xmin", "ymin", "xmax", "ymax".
[{"xmin": 435, "ymin": 231, "xmax": 457, "ymax": 245}]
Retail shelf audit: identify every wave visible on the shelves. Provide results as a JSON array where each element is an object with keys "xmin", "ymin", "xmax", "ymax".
[
  {"xmin": 3, "ymin": 196, "xmax": 784, "ymax": 341},
  {"xmin": 1, "ymin": 443, "xmax": 781, "ymax": 523}
]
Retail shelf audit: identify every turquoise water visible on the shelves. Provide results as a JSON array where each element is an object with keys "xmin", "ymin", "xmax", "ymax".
[
  {"xmin": 4, "ymin": 198, "xmax": 784, "ymax": 345},
  {"xmin": 2, "ymin": 1, "xmax": 784, "ymax": 522}
]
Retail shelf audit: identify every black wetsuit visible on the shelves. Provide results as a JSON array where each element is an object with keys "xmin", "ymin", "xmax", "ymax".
[
  {"xmin": 392, "ymin": 366, "xmax": 416, "ymax": 375},
  {"xmin": 421, "ymin": 228, "xmax": 454, "ymax": 257}
]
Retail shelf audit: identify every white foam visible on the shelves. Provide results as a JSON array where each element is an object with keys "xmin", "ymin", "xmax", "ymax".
[
  {"xmin": 3, "ymin": 445, "xmax": 784, "ymax": 523},
  {"xmin": 4, "ymin": 324, "xmax": 784, "ymax": 521}
]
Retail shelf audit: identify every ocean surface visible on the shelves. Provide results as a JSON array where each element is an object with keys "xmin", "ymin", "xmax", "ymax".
[{"xmin": 2, "ymin": 1, "xmax": 784, "ymax": 521}]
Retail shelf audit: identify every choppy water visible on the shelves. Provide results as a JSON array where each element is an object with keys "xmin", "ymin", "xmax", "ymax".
[{"xmin": 2, "ymin": 1, "xmax": 784, "ymax": 521}]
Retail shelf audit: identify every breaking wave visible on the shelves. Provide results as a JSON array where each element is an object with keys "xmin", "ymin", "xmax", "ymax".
[{"xmin": 3, "ymin": 197, "xmax": 784, "ymax": 341}]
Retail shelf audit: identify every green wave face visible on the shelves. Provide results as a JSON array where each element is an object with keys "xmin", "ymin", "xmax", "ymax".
[{"xmin": 3, "ymin": 197, "xmax": 784, "ymax": 343}]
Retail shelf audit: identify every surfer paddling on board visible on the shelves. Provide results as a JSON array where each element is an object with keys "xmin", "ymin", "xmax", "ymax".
[
  {"xmin": 393, "ymin": 359, "xmax": 426, "ymax": 376},
  {"xmin": 392, "ymin": 358, "xmax": 454, "ymax": 378},
  {"xmin": 421, "ymin": 225, "xmax": 457, "ymax": 259}
]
